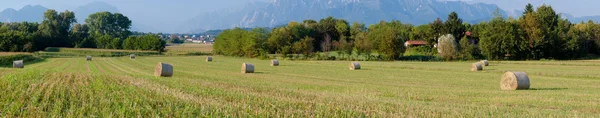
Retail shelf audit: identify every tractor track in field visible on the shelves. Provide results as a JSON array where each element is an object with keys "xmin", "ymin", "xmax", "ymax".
[
  {"xmin": 60, "ymin": 58, "xmax": 75, "ymax": 71},
  {"xmin": 92, "ymin": 60, "xmax": 105, "ymax": 73},
  {"xmin": 27, "ymin": 58, "xmax": 56, "ymax": 69},
  {"xmin": 109, "ymin": 75, "xmax": 225, "ymax": 107},
  {"xmin": 106, "ymin": 58, "xmax": 151, "ymax": 76},
  {"xmin": 86, "ymin": 61, "xmax": 91, "ymax": 73},
  {"xmin": 51, "ymin": 58, "xmax": 71, "ymax": 70},
  {"xmin": 102, "ymin": 58, "xmax": 135, "ymax": 75}
]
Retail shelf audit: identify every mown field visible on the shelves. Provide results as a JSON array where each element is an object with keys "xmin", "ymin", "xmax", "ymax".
[
  {"xmin": 0, "ymin": 54, "xmax": 599, "ymax": 117},
  {"xmin": 164, "ymin": 44, "xmax": 213, "ymax": 55}
]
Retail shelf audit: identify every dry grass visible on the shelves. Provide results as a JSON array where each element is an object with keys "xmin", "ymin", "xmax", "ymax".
[
  {"xmin": 0, "ymin": 52, "xmax": 30, "ymax": 56},
  {"xmin": 165, "ymin": 44, "xmax": 213, "ymax": 55},
  {"xmin": 1, "ymin": 56, "xmax": 600, "ymax": 117}
]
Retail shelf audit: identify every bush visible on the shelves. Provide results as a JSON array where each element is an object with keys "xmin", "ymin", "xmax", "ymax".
[
  {"xmin": 437, "ymin": 34, "xmax": 458, "ymax": 60},
  {"xmin": 404, "ymin": 46, "xmax": 435, "ymax": 56},
  {"xmin": 0, "ymin": 54, "xmax": 42, "ymax": 67}
]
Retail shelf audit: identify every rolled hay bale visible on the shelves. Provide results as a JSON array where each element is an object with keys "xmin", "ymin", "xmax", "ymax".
[
  {"xmin": 206, "ymin": 56, "xmax": 213, "ymax": 62},
  {"xmin": 13, "ymin": 60, "xmax": 24, "ymax": 68},
  {"xmin": 271, "ymin": 59, "xmax": 279, "ymax": 66},
  {"xmin": 86, "ymin": 56, "xmax": 92, "ymax": 61},
  {"xmin": 130, "ymin": 54, "xmax": 136, "ymax": 59},
  {"xmin": 480, "ymin": 60, "xmax": 489, "ymax": 66},
  {"xmin": 241, "ymin": 63, "xmax": 255, "ymax": 73},
  {"xmin": 154, "ymin": 62, "xmax": 174, "ymax": 77},
  {"xmin": 471, "ymin": 62, "xmax": 483, "ymax": 71},
  {"xmin": 349, "ymin": 62, "xmax": 361, "ymax": 70},
  {"xmin": 501, "ymin": 71, "xmax": 530, "ymax": 90}
]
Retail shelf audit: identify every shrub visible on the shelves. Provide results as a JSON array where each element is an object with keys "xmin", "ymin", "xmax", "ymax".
[{"xmin": 437, "ymin": 34, "xmax": 458, "ymax": 60}]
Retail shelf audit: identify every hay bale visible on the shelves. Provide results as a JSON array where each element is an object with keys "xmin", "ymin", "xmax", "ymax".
[
  {"xmin": 86, "ymin": 56, "xmax": 92, "ymax": 61},
  {"xmin": 206, "ymin": 56, "xmax": 213, "ymax": 62},
  {"xmin": 130, "ymin": 54, "xmax": 136, "ymax": 59},
  {"xmin": 241, "ymin": 63, "xmax": 254, "ymax": 73},
  {"xmin": 501, "ymin": 71, "xmax": 530, "ymax": 90},
  {"xmin": 271, "ymin": 59, "xmax": 279, "ymax": 66},
  {"xmin": 471, "ymin": 62, "xmax": 483, "ymax": 71},
  {"xmin": 349, "ymin": 62, "xmax": 361, "ymax": 70},
  {"xmin": 154, "ymin": 62, "xmax": 173, "ymax": 77},
  {"xmin": 13, "ymin": 60, "xmax": 24, "ymax": 68},
  {"xmin": 480, "ymin": 60, "xmax": 489, "ymax": 66}
]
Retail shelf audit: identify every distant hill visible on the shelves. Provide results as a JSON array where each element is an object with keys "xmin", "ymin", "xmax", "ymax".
[
  {"xmin": 0, "ymin": 5, "xmax": 48, "ymax": 22},
  {"xmin": 182, "ymin": 0, "xmax": 507, "ymax": 33},
  {"xmin": 73, "ymin": 1, "xmax": 120, "ymax": 23}
]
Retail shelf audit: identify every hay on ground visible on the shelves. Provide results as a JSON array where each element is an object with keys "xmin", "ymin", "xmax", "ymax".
[
  {"xmin": 154, "ymin": 62, "xmax": 174, "ymax": 77},
  {"xmin": 130, "ymin": 54, "xmax": 136, "ymax": 59},
  {"xmin": 480, "ymin": 60, "xmax": 489, "ymax": 66},
  {"xmin": 13, "ymin": 60, "xmax": 24, "ymax": 68},
  {"xmin": 206, "ymin": 56, "xmax": 213, "ymax": 62},
  {"xmin": 501, "ymin": 71, "xmax": 530, "ymax": 90},
  {"xmin": 471, "ymin": 62, "xmax": 483, "ymax": 71},
  {"xmin": 271, "ymin": 59, "xmax": 279, "ymax": 66},
  {"xmin": 242, "ymin": 63, "xmax": 254, "ymax": 73},
  {"xmin": 349, "ymin": 62, "xmax": 361, "ymax": 70},
  {"xmin": 86, "ymin": 56, "xmax": 92, "ymax": 61}
]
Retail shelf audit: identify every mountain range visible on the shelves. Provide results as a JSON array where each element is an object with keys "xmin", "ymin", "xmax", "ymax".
[{"xmin": 1, "ymin": 0, "xmax": 600, "ymax": 33}]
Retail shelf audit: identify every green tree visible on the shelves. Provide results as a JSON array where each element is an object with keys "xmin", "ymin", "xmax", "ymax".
[
  {"xmin": 267, "ymin": 27, "xmax": 293, "ymax": 56},
  {"xmin": 70, "ymin": 24, "xmax": 89, "ymax": 47},
  {"xmin": 353, "ymin": 32, "xmax": 372, "ymax": 59},
  {"xmin": 38, "ymin": 10, "xmax": 76, "ymax": 48},
  {"xmin": 85, "ymin": 12, "xmax": 132, "ymax": 39},
  {"xmin": 367, "ymin": 21, "xmax": 406, "ymax": 60},
  {"xmin": 444, "ymin": 12, "xmax": 466, "ymax": 41},
  {"xmin": 293, "ymin": 36, "xmax": 315, "ymax": 59},
  {"xmin": 459, "ymin": 35, "xmax": 474, "ymax": 59},
  {"xmin": 480, "ymin": 15, "xmax": 527, "ymax": 60}
]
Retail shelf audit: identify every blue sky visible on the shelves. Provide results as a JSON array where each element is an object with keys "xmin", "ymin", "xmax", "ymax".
[
  {"xmin": 0, "ymin": 0, "xmax": 269, "ymax": 30},
  {"xmin": 1, "ymin": 0, "xmax": 598, "ymax": 17},
  {"xmin": 1, "ymin": 0, "xmax": 598, "ymax": 32},
  {"xmin": 445, "ymin": 0, "xmax": 600, "ymax": 17}
]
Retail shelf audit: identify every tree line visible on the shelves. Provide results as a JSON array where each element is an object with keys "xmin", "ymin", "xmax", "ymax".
[
  {"xmin": 0, "ymin": 10, "xmax": 165, "ymax": 52},
  {"xmin": 215, "ymin": 4, "xmax": 600, "ymax": 60}
]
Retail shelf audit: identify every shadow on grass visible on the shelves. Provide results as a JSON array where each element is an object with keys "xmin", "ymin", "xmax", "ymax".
[{"xmin": 528, "ymin": 88, "xmax": 568, "ymax": 91}]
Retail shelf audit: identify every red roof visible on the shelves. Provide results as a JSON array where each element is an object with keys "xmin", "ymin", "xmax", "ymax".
[
  {"xmin": 405, "ymin": 40, "xmax": 428, "ymax": 45},
  {"xmin": 465, "ymin": 31, "xmax": 472, "ymax": 36}
]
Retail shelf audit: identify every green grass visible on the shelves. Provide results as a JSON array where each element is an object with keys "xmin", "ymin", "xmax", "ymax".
[{"xmin": 1, "ymin": 56, "xmax": 600, "ymax": 117}]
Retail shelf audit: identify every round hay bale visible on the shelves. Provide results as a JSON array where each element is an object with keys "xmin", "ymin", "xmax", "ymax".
[
  {"xmin": 480, "ymin": 60, "xmax": 489, "ymax": 66},
  {"xmin": 471, "ymin": 62, "xmax": 483, "ymax": 71},
  {"xmin": 154, "ymin": 62, "xmax": 174, "ymax": 77},
  {"xmin": 130, "ymin": 54, "xmax": 136, "ymax": 59},
  {"xmin": 242, "ymin": 63, "xmax": 254, "ymax": 73},
  {"xmin": 206, "ymin": 56, "xmax": 213, "ymax": 62},
  {"xmin": 271, "ymin": 59, "xmax": 279, "ymax": 66},
  {"xmin": 501, "ymin": 71, "xmax": 530, "ymax": 90},
  {"xmin": 13, "ymin": 60, "xmax": 24, "ymax": 68},
  {"xmin": 349, "ymin": 62, "xmax": 361, "ymax": 70},
  {"xmin": 86, "ymin": 56, "xmax": 92, "ymax": 61}
]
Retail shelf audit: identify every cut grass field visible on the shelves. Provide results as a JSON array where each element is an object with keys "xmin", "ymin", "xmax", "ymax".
[
  {"xmin": 0, "ymin": 56, "xmax": 599, "ymax": 117},
  {"xmin": 165, "ymin": 44, "xmax": 213, "ymax": 55}
]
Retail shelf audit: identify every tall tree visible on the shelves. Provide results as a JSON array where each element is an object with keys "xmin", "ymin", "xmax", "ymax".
[
  {"xmin": 444, "ymin": 12, "xmax": 466, "ymax": 41},
  {"xmin": 38, "ymin": 10, "xmax": 76, "ymax": 48},
  {"xmin": 85, "ymin": 12, "xmax": 132, "ymax": 39},
  {"xmin": 70, "ymin": 24, "xmax": 89, "ymax": 47}
]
